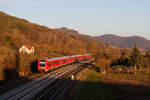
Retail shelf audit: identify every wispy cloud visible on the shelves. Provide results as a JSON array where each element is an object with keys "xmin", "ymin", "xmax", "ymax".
[{"xmin": 0, "ymin": 0, "xmax": 34, "ymax": 5}]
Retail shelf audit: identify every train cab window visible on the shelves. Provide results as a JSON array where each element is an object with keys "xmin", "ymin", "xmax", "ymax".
[
  {"xmin": 39, "ymin": 59, "xmax": 46, "ymax": 67},
  {"xmin": 39, "ymin": 62, "xmax": 46, "ymax": 67}
]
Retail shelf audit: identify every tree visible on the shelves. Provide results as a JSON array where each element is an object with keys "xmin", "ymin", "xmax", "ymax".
[
  {"xmin": 89, "ymin": 42, "xmax": 98, "ymax": 56},
  {"xmin": 145, "ymin": 50, "xmax": 150, "ymax": 61},
  {"xmin": 19, "ymin": 53, "xmax": 34, "ymax": 76},
  {"xmin": 129, "ymin": 45, "xmax": 142, "ymax": 75},
  {"xmin": 141, "ymin": 50, "xmax": 150, "ymax": 74},
  {"xmin": 95, "ymin": 49, "xmax": 111, "ymax": 74},
  {"xmin": 95, "ymin": 58, "xmax": 111, "ymax": 74}
]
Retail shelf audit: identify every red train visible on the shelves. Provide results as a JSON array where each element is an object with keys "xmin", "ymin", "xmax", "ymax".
[{"xmin": 38, "ymin": 54, "xmax": 91, "ymax": 72}]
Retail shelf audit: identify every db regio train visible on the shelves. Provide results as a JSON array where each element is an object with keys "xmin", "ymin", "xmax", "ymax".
[{"xmin": 38, "ymin": 54, "xmax": 91, "ymax": 72}]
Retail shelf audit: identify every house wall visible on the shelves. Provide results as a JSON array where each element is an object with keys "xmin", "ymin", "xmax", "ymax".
[{"xmin": 19, "ymin": 46, "xmax": 34, "ymax": 54}]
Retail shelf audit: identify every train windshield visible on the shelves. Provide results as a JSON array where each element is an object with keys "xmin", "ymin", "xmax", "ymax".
[{"xmin": 39, "ymin": 60, "xmax": 46, "ymax": 67}]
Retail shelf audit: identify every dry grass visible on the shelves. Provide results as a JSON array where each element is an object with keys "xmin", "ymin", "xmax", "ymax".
[{"xmin": 102, "ymin": 73, "xmax": 150, "ymax": 100}]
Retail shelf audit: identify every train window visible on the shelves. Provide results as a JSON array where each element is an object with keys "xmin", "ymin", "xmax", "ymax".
[
  {"xmin": 39, "ymin": 62, "xmax": 46, "ymax": 67},
  {"xmin": 39, "ymin": 59, "xmax": 46, "ymax": 67}
]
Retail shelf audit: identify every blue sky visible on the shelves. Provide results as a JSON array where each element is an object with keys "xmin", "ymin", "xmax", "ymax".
[{"xmin": 0, "ymin": 0, "xmax": 150, "ymax": 39}]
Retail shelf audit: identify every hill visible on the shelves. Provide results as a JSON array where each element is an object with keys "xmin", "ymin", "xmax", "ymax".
[
  {"xmin": 0, "ymin": 11, "xmax": 94, "ymax": 57},
  {"xmin": 0, "ymin": 11, "xmax": 103, "ymax": 79},
  {"xmin": 56, "ymin": 27, "xmax": 103, "ymax": 47},
  {"xmin": 0, "ymin": 11, "xmax": 122, "ymax": 80},
  {"xmin": 95, "ymin": 34, "xmax": 150, "ymax": 50}
]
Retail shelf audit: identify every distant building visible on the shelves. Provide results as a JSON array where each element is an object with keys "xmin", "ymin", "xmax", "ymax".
[{"xmin": 19, "ymin": 45, "xmax": 34, "ymax": 54}]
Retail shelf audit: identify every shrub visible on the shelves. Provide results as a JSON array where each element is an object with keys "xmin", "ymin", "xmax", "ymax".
[{"xmin": 19, "ymin": 53, "xmax": 34, "ymax": 76}]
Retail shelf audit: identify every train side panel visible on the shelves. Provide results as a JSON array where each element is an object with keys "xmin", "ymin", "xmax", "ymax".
[{"xmin": 38, "ymin": 54, "xmax": 91, "ymax": 72}]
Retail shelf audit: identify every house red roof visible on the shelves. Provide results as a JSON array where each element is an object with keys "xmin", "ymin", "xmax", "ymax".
[{"xmin": 23, "ymin": 45, "xmax": 33, "ymax": 50}]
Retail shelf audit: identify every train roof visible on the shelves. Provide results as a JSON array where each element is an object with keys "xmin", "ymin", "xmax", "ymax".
[
  {"xmin": 40, "ymin": 54, "xmax": 91, "ymax": 62},
  {"xmin": 83, "ymin": 54, "xmax": 91, "ymax": 55},
  {"xmin": 71, "ymin": 55, "xmax": 82, "ymax": 57},
  {"xmin": 46, "ymin": 56, "xmax": 70, "ymax": 61},
  {"xmin": 71, "ymin": 54, "xmax": 91, "ymax": 57}
]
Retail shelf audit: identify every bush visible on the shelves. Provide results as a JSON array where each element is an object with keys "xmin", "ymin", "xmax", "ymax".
[
  {"xmin": 19, "ymin": 53, "xmax": 34, "ymax": 76},
  {"xmin": 0, "ymin": 46, "xmax": 16, "ymax": 80},
  {"xmin": 95, "ymin": 58, "xmax": 111, "ymax": 74}
]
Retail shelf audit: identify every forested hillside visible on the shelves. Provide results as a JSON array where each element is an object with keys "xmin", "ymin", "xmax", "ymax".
[
  {"xmin": 0, "ymin": 11, "xmax": 93, "ymax": 56},
  {"xmin": 0, "ymin": 11, "xmax": 105, "ymax": 80}
]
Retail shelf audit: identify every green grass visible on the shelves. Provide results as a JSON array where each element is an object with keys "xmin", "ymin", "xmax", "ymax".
[{"xmin": 76, "ymin": 69, "xmax": 115, "ymax": 100}]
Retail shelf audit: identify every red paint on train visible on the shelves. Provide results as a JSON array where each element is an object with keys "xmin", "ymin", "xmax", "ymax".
[{"xmin": 38, "ymin": 54, "xmax": 91, "ymax": 72}]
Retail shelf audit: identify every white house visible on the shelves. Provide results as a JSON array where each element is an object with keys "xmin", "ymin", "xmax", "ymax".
[{"xmin": 19, "ymin": 45, "xmax": 34, "ymax": 54}]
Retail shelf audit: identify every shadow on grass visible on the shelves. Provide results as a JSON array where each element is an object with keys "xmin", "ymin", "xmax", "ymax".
[
  {"xmin": 65, "ymin": 76, "xmax": 150, "ymax": 100},
  {"xmin": 74, "ymin": 81, "xmax": 115, "ymax": 100},
  {"xmin": 0, "ymin": 59, "xmax": 40, "ymax": 86},
  {"xmin": 104, "ymin": 82, "xmax": 150, "ymax": 100}
]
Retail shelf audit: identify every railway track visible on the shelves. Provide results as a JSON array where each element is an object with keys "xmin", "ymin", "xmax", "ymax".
[
  {"xmin": 0, "ymin": 64, "xmax": 79, "ymax": 100},
  {"xmin": 40, "ymin": 66, "xmax": 84, "ymax": 100},
  {"xmin": 0, "ymin": 59, "xmax": 93, "ymax": 94},
  {"xmin": 52, "ymin": 66, "xmax": 84, "ymax": 100},
  {"xmin": 0, "ymin": 72, "xmax": 45, "ymax": 93},
  {"xmin": 0, "ymin": 63, "xmax": 75, "ymax": 94}
]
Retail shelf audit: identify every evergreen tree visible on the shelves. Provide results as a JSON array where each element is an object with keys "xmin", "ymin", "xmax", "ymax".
[
  {"xmin": 130, "ymin": 45, "xmax": 142, "ymax": 67},
  {"xmin": 130, "ymin": 45, "xmax": 142, "ymax": 74}
]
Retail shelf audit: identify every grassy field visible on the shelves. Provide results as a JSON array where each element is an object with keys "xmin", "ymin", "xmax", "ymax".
[
  {"xmin": 65, "ymin": 68, "xmax": 150, "ymax": 100},
  {"xmin": 76, "ymin": 69, "xmax": 115, "ymax": 100},
  {"xmin": 102, "ymin": 73, "xmax": 150, "ymax": 100},
  {"xmin": 102, "ymin": 73, "xmax": 150, "ymax": 86},
  {"xmin": 103, "ymin": 73, "xmax": 150, "ymax": 80}
]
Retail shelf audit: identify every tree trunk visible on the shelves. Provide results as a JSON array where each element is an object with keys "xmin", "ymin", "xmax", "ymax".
[{"xmin": 134, "ymin": 65, "xmax": 137, "ymax": 75}]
